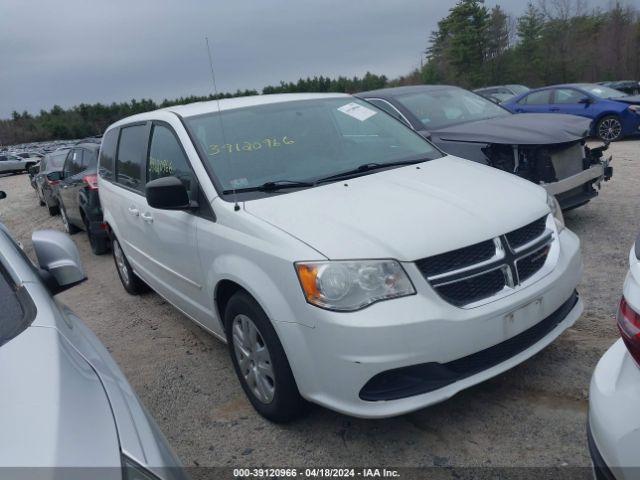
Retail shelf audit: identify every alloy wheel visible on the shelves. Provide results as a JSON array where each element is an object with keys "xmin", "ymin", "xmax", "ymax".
[
  {"xmin": 232, "ymin": 314, "xmax": 276, "ymax": 404},
  {"xmin": 598, "ymin": 118, "xmax": 622, "ymax": 141}
]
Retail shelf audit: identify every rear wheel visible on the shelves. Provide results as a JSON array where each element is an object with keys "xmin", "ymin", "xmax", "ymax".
[
  {"xmin": 60, "ymin": 205, "xmax": 80, "ymax": 234},
  {"xmin": 225, "ymin": 291, "xmax": 305, "ymax": 422},
  {"xmin": 112, "ymin": 236, "xmax": 148, "ymax": 294},
  {"xmin": 24, "ymin": 162, "xmax": 34, "ymax": 172},
  {"xmin": 86, "ymin": 220, "xmax": 108, "ymax": 255},
  {"xmin": 44, "ymin": 195, "xmax": 59, "ymax": 216},
  {"xmin": 597, "ymin": 115, "xmax": 623, "ymax": 142}
]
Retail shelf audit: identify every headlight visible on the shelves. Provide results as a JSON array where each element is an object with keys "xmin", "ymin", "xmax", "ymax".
[
  {"xmin": 122, "ymin": 454, "xmax": 161, "ymax": 480},
  {"xmin": 628, "ymin": 105, "xmax": 640, "ymax": 114},
  {"xmin": 295, "ymin": 260, "xmax": 415, "ymax": 311},
  {"xmin": 547, "ymin": 193, "xmax": 565, "ymax": 232}
]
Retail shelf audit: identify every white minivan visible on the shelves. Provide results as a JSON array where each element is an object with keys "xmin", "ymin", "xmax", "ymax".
[{"xmin": 99, "ymin": 93, "xmax": 583, "ymax": 421}]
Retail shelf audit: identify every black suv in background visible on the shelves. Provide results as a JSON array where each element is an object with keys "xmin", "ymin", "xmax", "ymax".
[
  {"xmin": 52, "ymin": 142, "xmax": 109, "ymax": 254},
  {"xmin": 34, "ymin": 149, "xmax": 70, "ymax": 215}
]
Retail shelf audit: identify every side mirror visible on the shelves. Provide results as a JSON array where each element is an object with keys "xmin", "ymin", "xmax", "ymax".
[
  {"xmin": 47, "ymin": 171, "xmax": 63, "ymax": 181},
  {"xmin": 0, "ymin": 191, "xmax": 6, "ymax": 200},
  {"xmin": 32, "ymin": 230, "xmax": 86, "ymax": 295},
  {"xmin": 578, "ymin": 97, "xmax": 593, "ymax": 105},
  {"xmin": 146, "ymin": 176, "xmax": 191, "ymax": 210}
]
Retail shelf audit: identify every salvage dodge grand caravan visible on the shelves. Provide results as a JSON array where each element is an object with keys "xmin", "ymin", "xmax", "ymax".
[{"xmin": 98, "ymin": 93, "xmax": 583, "ymax": 421}]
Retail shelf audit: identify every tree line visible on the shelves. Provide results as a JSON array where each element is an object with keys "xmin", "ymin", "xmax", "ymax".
[{"xmin": 2, "ymin": 0, "xmax": 639, "ymax": 146}]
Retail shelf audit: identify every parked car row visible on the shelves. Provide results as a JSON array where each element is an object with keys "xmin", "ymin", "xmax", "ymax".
[
  {"xmin": 28, "ymin": 139, "xmax": 110, "ymax": 254},
  {"xmin": 1, "ymin": 90, "xmax": 632, "ymax": 477}
]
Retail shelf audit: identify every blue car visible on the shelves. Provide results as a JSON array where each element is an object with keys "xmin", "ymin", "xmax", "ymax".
[{"xmin": 502, "ymin": 83, "xmax": 640, "ymax": 141}]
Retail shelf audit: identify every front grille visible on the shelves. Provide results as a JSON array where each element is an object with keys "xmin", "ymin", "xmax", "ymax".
[
  {"xmin": 417, "ymin": 215, "xmax": 552, "ymax": 307},
  {"xmin": 359, "ymin": 291, "xmax": 579, "ymax": 401},
  {"xmin": 517, "ymin": 246, "xmax": 551, "ymax": 283},
  {"xmin": 505, "ymin": 216, "xmax": 547, "ymax": 249},
  {"xmin": 435, "ymin": 269, "xmax": 505, "ymax": 306},
  {"xmin": 415, "ymin": 240, "xmax": 495, "ymax": 278}
]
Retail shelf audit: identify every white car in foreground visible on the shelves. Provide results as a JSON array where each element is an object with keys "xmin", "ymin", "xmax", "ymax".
[
  {"xmin": 589, "ymin": 239, "xmax": 640, "ymax": 479},
  {"xmin": 98, "ymin": 93, "xmax": 583, "ymax": 421}
]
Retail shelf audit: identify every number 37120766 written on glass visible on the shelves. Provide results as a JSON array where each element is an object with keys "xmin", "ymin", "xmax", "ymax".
[{"xmin": 208, "ymin": 137, "xmax": 295, "ymax": 155}]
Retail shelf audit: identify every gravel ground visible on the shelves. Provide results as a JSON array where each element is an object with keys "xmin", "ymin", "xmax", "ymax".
[{"xmin": 0, "ymin": 140, "xmax": 637, "ymax": 475}]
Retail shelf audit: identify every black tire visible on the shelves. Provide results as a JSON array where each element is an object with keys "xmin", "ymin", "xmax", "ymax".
[
  {"xmin": 60, "ymin": 205, "xmax": 80, "ymax": 234},
  {"xmin": 596, "ymin": 115, "xmax": 623, "ymax": 142},
  {"xmin": 224, "ymin": 291, "xmax": 305, "ymax": 422},
  {"xmin": 47, "ymin": 203, "xmax": 59, "ymax": 216},
  {"xmin": 111, "ymin": 236, "xmax": 148, "ymax": 294},
  {"xmin": 88, "ymin": 228, "xmax": 109, "ymax": 255},
  {"xmin": 24, "ymin": 162, "xmax": 34, "ymax": 172}
]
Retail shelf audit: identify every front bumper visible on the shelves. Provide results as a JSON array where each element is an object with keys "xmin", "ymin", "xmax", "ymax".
[
  {"xmin": 278, "ymin": 228, "xmax": 583, "ymax": 418},
  {"xmin": 589, "ymin": 339, "xmax": 640, "ymax": 480}
]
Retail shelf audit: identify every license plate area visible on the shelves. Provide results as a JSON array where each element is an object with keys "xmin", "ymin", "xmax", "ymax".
[{"xmin": 503, "ymin": 297, "xmax": 544, "ymax": 339}]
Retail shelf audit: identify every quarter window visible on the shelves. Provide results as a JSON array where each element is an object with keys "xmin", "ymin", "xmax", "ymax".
[
  {"xmin": 147, "ymin": 125, "xmax": 195, "ymax": 197},
  {"xmin": 116, "ymin": 124, "xmax": 147, "ymax": 191}
]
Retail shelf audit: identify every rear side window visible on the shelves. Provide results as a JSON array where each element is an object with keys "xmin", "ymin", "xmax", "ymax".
[
  {"xmin": 84, "ymin": 148, "xmax": 98, "ymax": 170},
  {"xmin": 64, "ymin": 149, "xmax": 83, "ymax": 177},
  {"xmin": 519, "ymin": 90, "xmax": 551, "ymax": 105},
  {"xmin": 116, "ymin": 124, "xmax": 147, "ymax": 192},
  {"xmin": 98, "ymin": 128, "xmax": 119, "ymax": 181},
  {"xmin": 147, "ymin": 124, "xmax": 195, "ymax": 198}
]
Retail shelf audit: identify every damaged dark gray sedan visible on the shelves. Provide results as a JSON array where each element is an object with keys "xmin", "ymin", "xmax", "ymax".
[{"xmin": 357, "ymin": 85, "xmax": 612, "ymax": 210}]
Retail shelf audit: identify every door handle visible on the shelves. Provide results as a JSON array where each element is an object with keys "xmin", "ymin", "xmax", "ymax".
[
  {"xmin": 128, "ymin": 207, "xmax": 139, "ymax": 216},
  {"xmin": 140, "ymin": 212, "xmax": 153, "ymax": 223}
]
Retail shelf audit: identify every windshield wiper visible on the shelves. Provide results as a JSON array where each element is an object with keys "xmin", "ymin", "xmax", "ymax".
[
  {"xmin": 314, "ymin": 159, "xmax": 427, "ymax": 184},
  {"xmin": 222, "ymin": 180, "xmax": 315, "ymax": 194}
]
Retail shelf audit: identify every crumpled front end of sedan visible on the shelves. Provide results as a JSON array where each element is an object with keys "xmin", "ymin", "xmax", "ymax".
[{"xmin": 481, "ymin": 140, "xmax": 612, "ymax": 210}]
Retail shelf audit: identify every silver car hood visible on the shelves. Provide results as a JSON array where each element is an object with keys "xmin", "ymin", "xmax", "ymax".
[{"xmin": 0, "ymin": 325, "xmax": 121, "ymax": 470}]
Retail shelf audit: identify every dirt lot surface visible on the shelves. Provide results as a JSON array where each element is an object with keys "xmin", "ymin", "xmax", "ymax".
[{"xmin": 0, "ymin": 140, "xmax": 637, "ymax": 474}]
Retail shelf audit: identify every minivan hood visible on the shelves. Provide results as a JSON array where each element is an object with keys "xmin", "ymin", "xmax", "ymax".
[
  {"xmin": 245, "ymin": 156, "xmax": 549, "ymax": 261},
  {"xmin": 431, "ymin": 113, "xmax": 591, "ymax": 144}
]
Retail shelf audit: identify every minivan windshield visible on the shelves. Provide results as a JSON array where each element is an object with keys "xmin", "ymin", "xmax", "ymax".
[
  {"xmin": 396, "ymin": 88, "xmax": 511, "ymax": 129},
  {"xmin": 184, "ymin": 97, "xmax": 442, "ymax": 194}
]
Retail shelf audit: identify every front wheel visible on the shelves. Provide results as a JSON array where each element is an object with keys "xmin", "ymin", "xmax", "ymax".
[
  {"xmin": 225, "ymin": 291, "xmax": 305, "ymax": 422},
  {"xmin": 597, "ymin": 115, "xmax": 623, "ymax": 142}
]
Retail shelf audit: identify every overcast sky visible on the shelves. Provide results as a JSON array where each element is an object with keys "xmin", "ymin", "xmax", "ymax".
[{"xmin": 1, "ymin": 0, "xmax": 636, "ymax": 118}]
